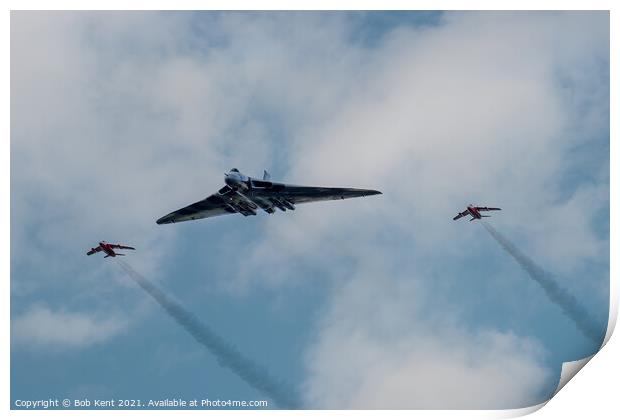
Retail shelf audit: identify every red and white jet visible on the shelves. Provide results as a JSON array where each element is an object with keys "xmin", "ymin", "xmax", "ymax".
[
  {"xmin": 453, "ymin": 204, "xmax": 501, "ymax": 221},
  {"xmin": 86, "ymin": 241, "xmax": 135, "ymax": 258}
]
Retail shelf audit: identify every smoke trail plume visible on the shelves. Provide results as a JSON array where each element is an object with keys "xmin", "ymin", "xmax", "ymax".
[
  {"xmin": 481, "ymin": 222, "xmax": 602, "ymax": 344},
  {"xmin": 116, "ymin": 260, "xmax": 300, "ymax": 409}
]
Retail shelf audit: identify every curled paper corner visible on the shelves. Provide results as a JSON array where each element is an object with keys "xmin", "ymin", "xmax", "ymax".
[
  {"xmin": 490, "ymin": 355, "xmax": 596, "ymax": 419},
  {"xmin": 553, "ymin": 355, "xmax": 595, "ymax": 397},
  {"xmin": 514, "ymin": 320, "xmax": 616, "ymax": 416},
  {"xmin": 544, "ymin": 291, "xmax": 618, "ymax": 404},
  {"xmin": 497, "ymin": 335, "xmax": 612, "ymax": 418}
]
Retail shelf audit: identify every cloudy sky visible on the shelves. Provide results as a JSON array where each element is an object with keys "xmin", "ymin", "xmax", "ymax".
[{"xmin": 11, "ymin": 11, "xmax": 609, "ymax": 409}]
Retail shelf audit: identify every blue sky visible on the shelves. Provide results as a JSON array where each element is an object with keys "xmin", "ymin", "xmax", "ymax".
[{"xmin": 10, "ymin": 11, "xmax": 609, "ymax": 409}]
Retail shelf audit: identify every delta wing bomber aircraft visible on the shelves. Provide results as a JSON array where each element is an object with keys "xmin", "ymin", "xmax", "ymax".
[{"xmin": 156, "ymin": 168, "xmax": 382, "ymax": 224}]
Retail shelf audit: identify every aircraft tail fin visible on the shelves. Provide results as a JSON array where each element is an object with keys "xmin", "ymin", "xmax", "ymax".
[{"xmin": 263, "ymin": 170, "xmax": 271, "ymax": 181}]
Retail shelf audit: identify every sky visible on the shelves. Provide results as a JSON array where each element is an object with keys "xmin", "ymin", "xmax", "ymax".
[{"xmin": 10, "ymin": 11, "xmax": 609, "ymax": 409}]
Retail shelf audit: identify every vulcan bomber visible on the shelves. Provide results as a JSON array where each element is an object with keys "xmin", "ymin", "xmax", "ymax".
[{"xmin": 156, "ymin": 168, "xmax": 382, "ymax": 224}]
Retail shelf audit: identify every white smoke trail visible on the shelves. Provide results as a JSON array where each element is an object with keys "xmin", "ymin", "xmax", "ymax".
[
  {"xmin": 116, "ymin": 259, "xmax": 300, "ymax": 409},
  {"xmin": 481, "ymin": 222, "xmax": 603, "ymax": 344}
]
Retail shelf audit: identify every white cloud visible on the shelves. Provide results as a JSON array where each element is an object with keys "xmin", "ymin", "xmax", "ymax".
[
  {"xmin": 305, "ymin": 327, "xmax": 550, "ymax": 409},
  {"xmin": 12, "ymin": 305, "xmax": 127, "ymax": 350},
  {"xmin": 10, "ymin": 11, "xmax": 608, "ymax": 408},
  {"xmin": 300, "ymin": 254, "xmax": 552, "ymax": 409}
]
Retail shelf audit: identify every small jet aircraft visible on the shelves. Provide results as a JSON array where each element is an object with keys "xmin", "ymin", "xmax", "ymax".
[
  {"xmin": 453, "ymin": 204, "xmax": 501, "ymax": 221},
  {"xmin": 86, "ymin": 241, "xmax": 136, "ymax": 258},
  {"xmin": 156, "ymin": 168, "xmax": 382, "ymax": 224}
]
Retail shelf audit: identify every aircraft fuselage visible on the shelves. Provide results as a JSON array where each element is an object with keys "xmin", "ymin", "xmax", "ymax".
[
  {"xmin": 224, "ymin": 171, "xmax": 249, "ymax": 190},
  {"xmin": 467, "ymin": 206, "xmax": 482, "ymax": 219},
  {"xmin": 99, "ymin": 241, "xmax": 118, "ymax": 257}
]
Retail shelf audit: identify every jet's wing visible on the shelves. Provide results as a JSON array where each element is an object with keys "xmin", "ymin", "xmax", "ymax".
[
  {"xmin": 249, "ymin": 181, "xmax": 382, "ymax": 205},
  {"xmin": 476, "ymin": 207, "xmax": 501, "ymax": 212},
  {"xmin": 452, "ymin": 210, "xmax": 470, "ymax": 221},
  {"xmin": 109, "ymin": 244, "xmax": 136, "ymax": 250},
  {"xmin": 156, "ymin": 186, "xmax": 237, "ymax": 224},
  {"xmin": 86, "ymin": 246, "xmax": 102, "ymax": 256}
]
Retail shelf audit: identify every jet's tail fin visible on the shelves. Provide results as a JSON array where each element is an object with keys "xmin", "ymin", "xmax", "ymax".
[{"xmin": 263, "ymin": 170, "xmax": 271, "ymax": 181}]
